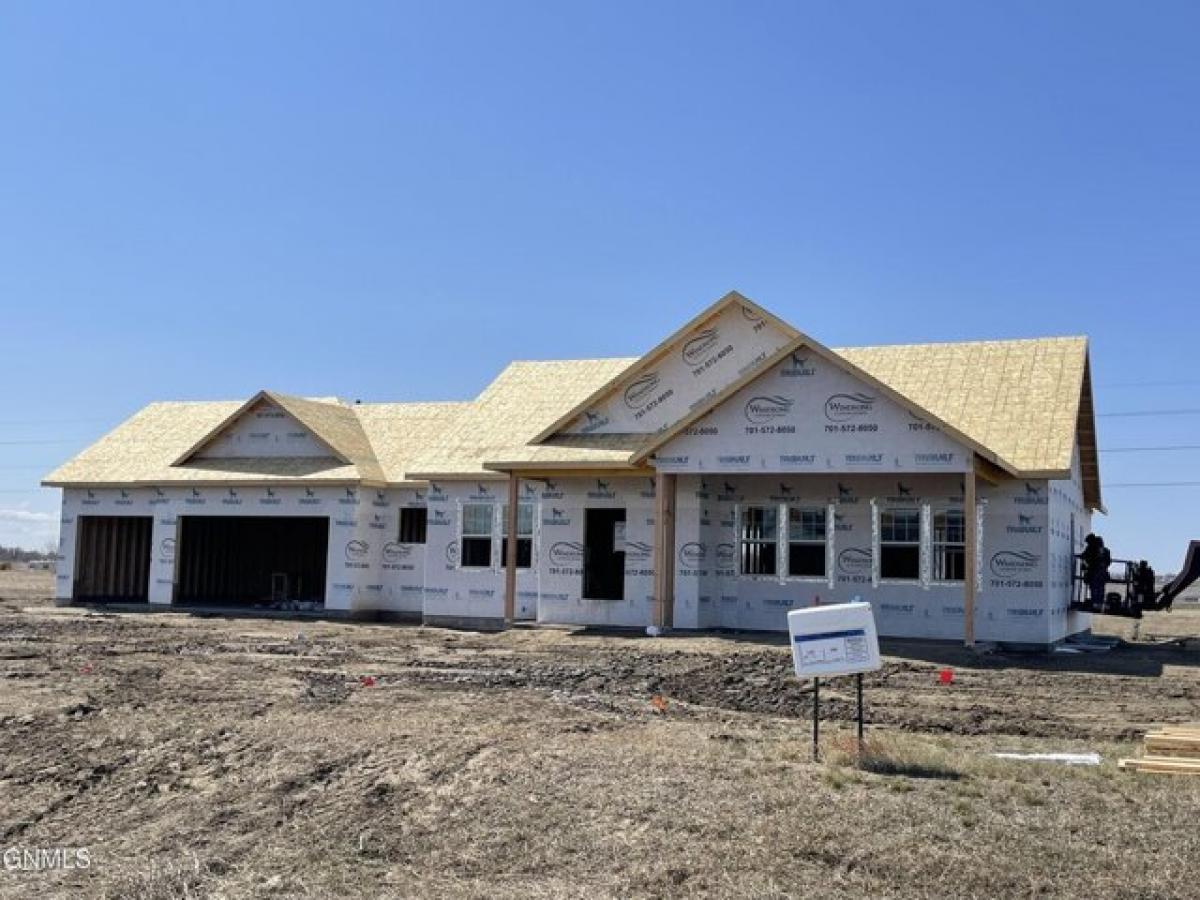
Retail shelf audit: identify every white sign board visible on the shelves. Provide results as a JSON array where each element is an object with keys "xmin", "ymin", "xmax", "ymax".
[{"xmin": 787, "ymin": 601, "xmax": 882, "ymax": 679}]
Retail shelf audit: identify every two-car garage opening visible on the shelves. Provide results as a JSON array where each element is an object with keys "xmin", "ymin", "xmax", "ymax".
[
  {"xmin": 72, "ymin": 515, "xmax": 330, "ymax": 608},
  {"xmin": 176, "ymin": 516, "xmax": 329, "ymax": 608}
]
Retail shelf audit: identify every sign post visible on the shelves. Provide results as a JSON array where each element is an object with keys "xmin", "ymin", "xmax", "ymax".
[{"xmin": 787, "ymin": 601, "xmax": 882, "ymax": 761}]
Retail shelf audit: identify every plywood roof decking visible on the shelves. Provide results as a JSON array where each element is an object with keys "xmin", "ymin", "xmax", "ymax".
[
  {"xmin": 405, "ymin": 358, "xmax": 637, "ymax": 478},
  {"xmin": 43, "ymin": 308, "xmax": 1099, "ymax": 504},
  {"xmin": 42, "ymin": 400, "xmax": 367, "ymax": 486},
  {"xmin": 351, "ymin": 401, "xmax": 472, "ymax": 483},
  {"xmin": 837, "ymin": 336, "xmax": 1091, "ymax": 477}
]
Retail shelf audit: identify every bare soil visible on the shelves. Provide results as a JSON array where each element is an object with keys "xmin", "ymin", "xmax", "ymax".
[{"xmin": 2, "ymin": 569, "xmax": 1200, "ymax": 898}]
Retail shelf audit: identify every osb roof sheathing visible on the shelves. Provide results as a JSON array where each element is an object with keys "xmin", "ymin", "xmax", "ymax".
[
  {"xmin": 837, "ymin": 336, "xmax": 1089, "ymax": 477},
  {"xmin": 405, "ymin": 359, "xmax": 637, "ymax": 479},
  {"xmin": 43, "ymin": 321, "xmax": 1096, "ymax": 503}
]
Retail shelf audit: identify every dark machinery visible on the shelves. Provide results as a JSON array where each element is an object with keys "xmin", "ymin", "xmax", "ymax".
[{"xmin": 1071, "ymin": 540, "xmax": 1200, "ymax": 618}]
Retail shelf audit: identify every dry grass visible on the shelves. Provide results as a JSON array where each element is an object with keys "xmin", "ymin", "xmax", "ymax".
[{"xmin": 2, "ymin": 571, "xmax": 1200, "ymax": 898}]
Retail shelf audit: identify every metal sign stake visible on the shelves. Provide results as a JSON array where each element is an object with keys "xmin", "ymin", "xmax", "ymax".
[
  {"xmin": 856, "ymin": 672, "xmax": 864, "ymax": 759},
  {"xmin": 812, "ymin": 676, "xmax": 820, "ymax": 761}
]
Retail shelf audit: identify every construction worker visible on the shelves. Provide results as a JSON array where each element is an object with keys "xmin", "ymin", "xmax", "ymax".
[{"xmin": 1080, "ymin": 533, "xmax": 1111, "ymax": 611}]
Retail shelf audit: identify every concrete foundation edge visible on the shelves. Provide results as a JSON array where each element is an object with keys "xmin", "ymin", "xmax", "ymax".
[{"xmin": 422, "ymin": 614, "xmax": 508, "ymax": 632}]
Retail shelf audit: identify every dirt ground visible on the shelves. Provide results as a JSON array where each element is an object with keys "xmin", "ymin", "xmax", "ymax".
[{"xmin": 2, "ymin": 569, "xmax": 1200, "ymax": 899}]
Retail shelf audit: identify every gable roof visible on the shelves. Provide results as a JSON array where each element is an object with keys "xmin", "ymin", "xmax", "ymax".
[
  {"xmin": 42, "ymin": 395, "xmax": 465, "ymax": 488},
  {"xmin": 482, "ymin": 337, "xmax": 1100, "ymax": 508},
  {"xmin": 43, "ymin": 293, "xmax": 1101, "ymax": 507},
  {"xmin": 170, "ymin": 389, "xmax": 386, "ymax": 483},
  {"xmin": 42, "ymin": 400, "xmax": 365, "ymax": 487},
  {"xmin": 531, "ymin": 290, "xmax": 800, "ymax": 443}
]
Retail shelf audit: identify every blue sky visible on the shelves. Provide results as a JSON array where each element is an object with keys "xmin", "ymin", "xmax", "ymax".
[{"xmin": 1, "ymin": 2, "xmax": 1198, "ymax": 570}]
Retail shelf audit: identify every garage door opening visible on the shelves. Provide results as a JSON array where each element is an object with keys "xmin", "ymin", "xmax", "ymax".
[
  {"xmin": 177, "ymin": 516, "xmax": 328, "ymax": 608},
  {"xmin": 74, "ymin": 515, "xmax": 153, "ymax": 601}
]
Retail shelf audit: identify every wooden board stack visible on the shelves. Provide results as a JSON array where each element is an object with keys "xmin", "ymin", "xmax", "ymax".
[{"xmin": 1119, "ymin": 724, "xmax": 1200, "ymax": 775}]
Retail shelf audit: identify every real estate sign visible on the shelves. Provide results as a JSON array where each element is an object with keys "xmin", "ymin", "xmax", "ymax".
[{"xmin": 787, "ymin": 601, "xmax": 881, "ymax": 679}]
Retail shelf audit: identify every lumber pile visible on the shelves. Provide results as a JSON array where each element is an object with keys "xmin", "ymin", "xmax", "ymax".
[{"xmin": 1119, "ymin": 724, "xmax": 1200, "ymax": 775}]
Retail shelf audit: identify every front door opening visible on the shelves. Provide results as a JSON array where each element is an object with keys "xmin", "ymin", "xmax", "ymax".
[
  {"xmin": 583, "ymin": 508, "xmax": 626, "ymax": 601},
  {"xmin": 176, "ymin": 516, "xmax": 328, "ymax": 607}
]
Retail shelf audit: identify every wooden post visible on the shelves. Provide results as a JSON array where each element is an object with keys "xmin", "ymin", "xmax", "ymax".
[
  {"xmin": 653, "ymin": 471, "xmax": 676, "ymax": 629},
  {"xmin": 963, "ymin": 461, "xmax": 977, "ymax": 647},
  {"xmin": 504, "ymin": 472, "xmax": 519, "ymax": 624}
]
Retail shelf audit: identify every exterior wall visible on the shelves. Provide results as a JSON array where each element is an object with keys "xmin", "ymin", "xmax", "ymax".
[
  {"xmin": 655, "ymin": 351, "xmax": 968, "ymax": 475},
  {"xmin": 560, "ymin": 301, "xmax": 793, "ymax": 436},
  {"xmin": 55, "ymin": 486, "xmax": 428, "ymax": 615},
  {"xmin": 1048, "ymin": 443, "xmax": 1093, "ymax": 641},
  {"xmin": 53, "ymin": 470, "xmax": 1074, "ymax": 644},
  {"xmin": 533, "ymin": 476, "xmax": 658, "ymax": 628},
  {"xmin": 669, "ymin": 472, "xmax": 1054, "ymax": 642},
  {"xmin": 975, "ymin": 477, "xmax": 1053, "ymax": 645},
  {"xmin": 421, "ymin": 479, "xmax": 540, "ymax": 624},
  {"xmin": 195, "ymin": 400, "xmax": 332, "ymax": 459}
]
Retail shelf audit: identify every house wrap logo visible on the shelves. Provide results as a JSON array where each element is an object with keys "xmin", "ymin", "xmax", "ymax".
[
  {"xmin": 682, "ymin": 328, "xmax": 721, "ymax": 365},
  {"xmin": 741, "ymin": 305, "xmax": 763, "ymax": 323},
  {"xmin": 445, "ymin": 541, "xmax": 459, "ymax": 565},
  {"xmin": 382, "ymin": 542, "xmax": 411, "ymax": 564},
  {"xmin": 837, "ymin": 547, "xmax": 872, "ymax": 576},
  {"xmin": 159, "ymin": 537, "xmax": 175, "ymax": 560},
  {"xmin": 624, "ymin": 541, "xmax": 653, "ymax": 561},
  {"xmin": 715, "ymin": 542, "xmax": 736, "ymax": 566},
  {"xmin": 1007, "ymin": 514, "xmax": 1043, "ymax": 535},
  {"xmin": 824, "ymin": 392, "xmax": 876, "ymax": 422},
  {"xmin": 678, "ymin": 542, "xmax": 707, "ymax": 567},
  {"xmin": 345, "ymin": 540, "xmax": 370, "ymax": 562},
  {"xmin": 744, "ymin": 395, "xmax": 794, "ymax": 424},
  {"xmin": 781, "ymin": 352, "xmax": 816, "ymax": 377},
  {"xmin": 989, "ymin": 550, "xmax": 1041, "ymax": 578},
  {"xmin": 624, "ymin": 372, "xmax": 662, "ymax": 410},
  {"xmin": 549, "ymin": 541, "xmax": 585, "ymax": 566},
  {"xmin": 579, "ymin": 410, "xmax": 610, "ymax": 433},
  {"xmin": 1014, "ymin": 483, "xmax": 1048, "ymax": 506}
]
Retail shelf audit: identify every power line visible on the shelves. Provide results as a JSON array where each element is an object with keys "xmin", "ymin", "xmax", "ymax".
[
  {"xmin": 1096, "ymin": 379, "xmax": 1200, "ymax": 389},
  {"xmin": 0, "ymin": 439, "xmax": 77, "ymax": 450},
  {"xmin": 0, "ymin": 418, "xmax": 112, "ymax": 426},
  {"xmin": 1106, "ymin": 482, "xmax": 1200, "ymax": 488},
  {"xmin": 1098, "ymin": 408, "xmax": 1200, "ymax": 418},
  {"xmin": 1101, "ymin": 445, "xmax": 1200, "ymax": 453}
]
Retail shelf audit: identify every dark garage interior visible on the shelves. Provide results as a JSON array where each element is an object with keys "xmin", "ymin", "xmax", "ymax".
[
  {"xmin": 177, "ymin": 516, "xmax": 328, "ymax": 607},
  {"xmin": 74, "ymin": 515, "xmax": 153, "ymax": 601}
]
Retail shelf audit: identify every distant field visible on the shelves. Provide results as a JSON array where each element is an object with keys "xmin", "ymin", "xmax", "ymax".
[{"xmin": 2, "ymin": 570, "xmax": 1199, "ymax": 898}]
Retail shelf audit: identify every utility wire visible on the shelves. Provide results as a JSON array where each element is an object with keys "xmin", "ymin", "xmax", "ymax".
[
  {"xmin": 1098, "ymin": 408, "xmax": 1200, "ymax": 418},
  {"xmin": 1097, "ymin": 379, "xmax": 1200, "ymax": 388},
  {"xmin": 0, "ymin": 439, "xmax": 77, "ymax": 446},
  {"xmin": 1106, "ymin": 482, "xmax": 1200, "ymax": 488},
  {"xmin": 1100, "ymin": 445, "xmax": 1200, "ymax": 453},
  {"xmin": 0, "ymin": 418, "xmax": 112, "ymax": 426}
]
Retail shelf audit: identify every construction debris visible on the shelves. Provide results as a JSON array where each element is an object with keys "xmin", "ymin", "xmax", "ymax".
[
  {"xmin": 1119, "ymin": 724, "xmax": 1200, "ymax": 775},
  {"xmin": 992, "ymin": 752, "xmax": 1100, "ymax": 766}
]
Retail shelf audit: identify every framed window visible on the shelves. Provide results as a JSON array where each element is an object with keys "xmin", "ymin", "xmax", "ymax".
[
  {"xmin": 739, "ymin": 506, "xmax": 778, "ymax": 576},
  {"xmin": 880, "ymin": 509, "xmax": 920, "ymax": 581},
  {"xmin": 933, "ymin": 509, "xmax": 965, "ymax": 581},
  {"xmin": 501, "ymin": 503, "xmax": 534, "ymax": 569},
  {"xmin": 460, "ymin": 503, "xmax": 493, "ymax": 568},
  {"xmin": 788, "ymin": 507, "xmax": 827, "ymax": 578},
  {"xmin": 398, "ymin": 507, "xmax": 427, "ymax": 544}
]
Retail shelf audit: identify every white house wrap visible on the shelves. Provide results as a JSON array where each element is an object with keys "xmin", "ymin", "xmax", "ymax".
[{"xmin": 44, "ymin": 292, "xmax": 1100, "ymax": 646}]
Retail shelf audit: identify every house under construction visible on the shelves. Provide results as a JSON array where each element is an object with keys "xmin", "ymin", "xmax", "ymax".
[{"xmin": 43, "ymin": 291, "xmax": 1100, "ymax": 646}]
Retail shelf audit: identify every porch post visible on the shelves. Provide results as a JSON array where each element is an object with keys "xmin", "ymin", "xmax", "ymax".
[
  {"xmin": 963, "ymin": 460, "xmax": 977, "ymax": 647},
  {"xmin": 504, "ymin": 471, "xmax": 519, "ymax": 624},
  {"xmin": 653, "ymin": 471, "xmax": 677, "ymax": 629}
]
